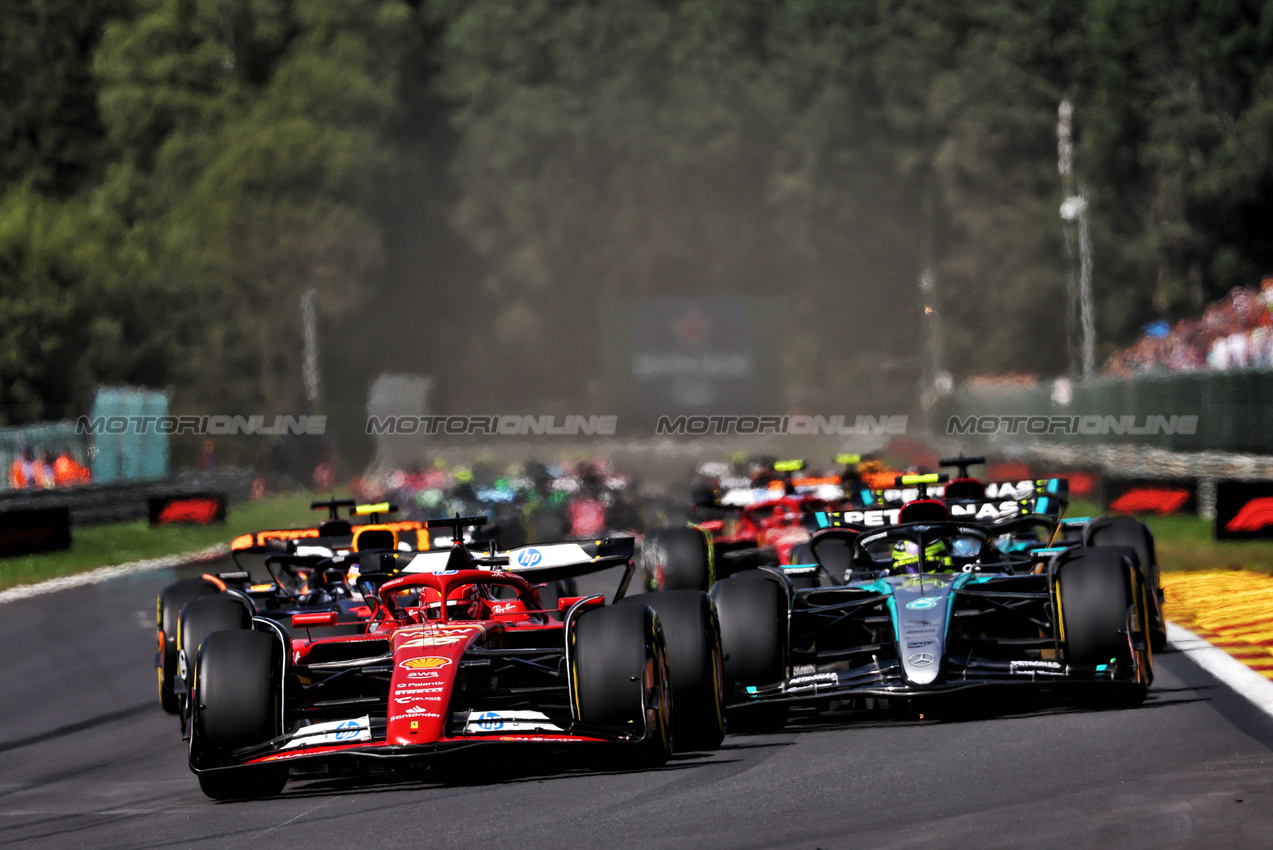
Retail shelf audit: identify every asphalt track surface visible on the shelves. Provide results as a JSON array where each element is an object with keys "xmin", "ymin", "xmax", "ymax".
[{"xmin": 2, "ymin": 560, "xmax": 1272, "ymax": 849}]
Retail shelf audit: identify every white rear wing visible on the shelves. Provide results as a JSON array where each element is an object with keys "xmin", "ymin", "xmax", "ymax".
[{"xmin": 402, "ymin": 538, "xmax": 636, "ymax": 583}]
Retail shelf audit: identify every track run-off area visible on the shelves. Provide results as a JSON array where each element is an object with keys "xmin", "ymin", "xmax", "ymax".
[
  {"xmin": 1163, "ymin": 571, "xmax": 1273, "ymax": 680},
  {"xmin": 1, "ymin": 559, "xmax": 1272, "ymax": 850}
]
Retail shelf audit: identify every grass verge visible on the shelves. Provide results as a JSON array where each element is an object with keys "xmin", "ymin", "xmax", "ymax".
[
  {"xmin": 4, "ymin": 492, "xmax": 1270, "ymax": 592},
  {"xmin": 0, "ymin": 492, "xmax": 316, "ymax": 592}
]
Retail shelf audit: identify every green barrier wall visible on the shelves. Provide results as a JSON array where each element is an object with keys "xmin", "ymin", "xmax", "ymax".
[
  {"xmin": 937, "ymin": 371, "xmax": 1273, "ymax": 454},
  {"xmin": 87, "ymin": 387, "xmax": 170, "ymax": 483}
]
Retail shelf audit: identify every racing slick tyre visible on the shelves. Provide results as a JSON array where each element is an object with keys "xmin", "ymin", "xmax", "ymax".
[
  {"xmin": 1055, "ymin": 549, "xmax": 1149, "ymax": 706},
  {"xmin": 653, "ymin": 527, "xmax": 711, "ymax": 592},
  {"xmin": 178, "ymin": 596, "xmax": 253, "ymax": 718},
  {"xmin": 192, "ymin": 629, "xmax": 287, "ymax": 800},
  {"xmin": 712, "ymin": 575, "xmax": 789, "ymax": 733},
  {"xmin": 157, "ymin": 578, "xmax": 220, "ymax": 714},
  {"xmin": 1084, "ymin": 517, "xmax": 1166, "ymax": 653},
  {"xmin": 720, "ymin": 547, "xmax": 780, "ymax": 575},
  {"xmin": 619, "ymin": 590, "xmax": 725, "ymax": 752},
  {"xmin": 573, "ymin": 603, "xmax": 671, "ymax": 767}
]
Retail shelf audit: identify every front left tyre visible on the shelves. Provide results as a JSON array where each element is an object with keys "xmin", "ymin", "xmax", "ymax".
[{"xmin": 711, "ymin": 574, "xmax": 790, "ymax": 732}]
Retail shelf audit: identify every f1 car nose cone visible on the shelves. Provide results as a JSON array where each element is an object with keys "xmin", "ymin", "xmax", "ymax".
[{"xmin": 889, "ymin": 576, "xmax": 951, "ymax": 686}]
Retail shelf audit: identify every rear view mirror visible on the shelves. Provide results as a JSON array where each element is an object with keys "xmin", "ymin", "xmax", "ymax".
[
  {"xmin": 809, "ymin": 531, "xmax": 857, "ymax": 576},
  {"xmin": 557, "ymin": 596, "xmax": 604, "ymax": 614}
]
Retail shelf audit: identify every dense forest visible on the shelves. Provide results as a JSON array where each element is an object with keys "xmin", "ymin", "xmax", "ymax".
[{"xmin": 3, "ymin": 0, "xmax": 1272, "ymax": 433}]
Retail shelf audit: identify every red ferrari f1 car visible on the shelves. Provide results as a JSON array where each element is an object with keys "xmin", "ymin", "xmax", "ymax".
[
  {"xmin": 644, "ymin": 460, "xmax": 838, "ymax": 592},
  {"xmin": 184, "ymin": 516, "xmax": 725, "ymax": 799},
  {"xmin": 156, "ymin": 500, "xmax": 426, "ymax": 717}
]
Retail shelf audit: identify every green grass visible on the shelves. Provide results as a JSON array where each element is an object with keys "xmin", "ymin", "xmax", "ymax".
[
  {"xmin": 0, "ymin": 492, "xmax": 317, "ymax": 592},
  {"xmin": 1068, "ymin": 499, "xmax": 1273, "ymax": 574}
]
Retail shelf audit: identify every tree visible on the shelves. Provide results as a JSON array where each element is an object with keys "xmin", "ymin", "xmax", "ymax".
[
  {"xmin": 91, "ymin": 0, "xmax": 414, "ymax": 418},
  {"xmin": 1082, "ymin": 0, "xmax": 1273, "ymax": 348}
]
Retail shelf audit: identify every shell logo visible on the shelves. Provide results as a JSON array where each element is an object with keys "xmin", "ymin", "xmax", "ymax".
[{"xmin": 399, "ymin": 656, "xmax": 452, "ymax": 670}]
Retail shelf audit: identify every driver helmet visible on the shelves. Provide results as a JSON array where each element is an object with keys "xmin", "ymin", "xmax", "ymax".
[
  {"xmin": 440, "ymin": 584, "xmax": 487, "ymax": 621},
  {"xmin": 891, "ymin": 538, "xmax": 950, "ymax": 573}
]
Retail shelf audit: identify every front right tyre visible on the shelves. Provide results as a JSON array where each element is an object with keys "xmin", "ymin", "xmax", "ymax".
[{"xmin": 191, "ymin": 629, "xmax": 287, "ymax": 800}]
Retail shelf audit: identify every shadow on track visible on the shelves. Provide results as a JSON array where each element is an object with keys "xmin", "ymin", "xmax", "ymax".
[
  {"xmin": 257, "ymin": 749, "xmax": 734, "ymax": 802},
  {"xmin": 763, "ymin": 688, "xmax": 1215, "ymax": 735}
]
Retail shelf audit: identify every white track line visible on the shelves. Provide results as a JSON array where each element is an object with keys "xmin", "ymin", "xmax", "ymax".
[
  {"xmin": 1167, "ymin": 621, "xmax": 1273, "ymax": 720},
  {"xmin": 0, "ymin": 544, "xmax": 228, "ymax": 605}
]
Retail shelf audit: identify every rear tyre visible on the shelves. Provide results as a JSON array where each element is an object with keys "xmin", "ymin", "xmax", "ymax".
[
  {"xmin": 712, "ymin": 575, "xmax": 789, "ymax": 733},
  {"xmin": 655, "ymin": 527, "xmax": 711, "ymax": 592},
  {"xmin": 178, "ymin": 597, "xmax": 253, "ymax": 719},
  {"xmin": 1085, "ymin": 517, "xmax": 1166, "ymax": 652},
  {"xmin": 573, "ymin": 603, "xmax": 671, "ymax": 767},
  {"xmin": 192, "ymin": 629, "xmax": 287, "ymax": 800},
  {"xmin": 621, "ymin": 591, "xmax": 725, "ymax": 751},
  {"xmin": 157, "ymin": 578, "xmax": 219, "ymax": 714},
  {"xmin": 1056, "ymin": 550, "xmax": 1148, "ymax": 706}
]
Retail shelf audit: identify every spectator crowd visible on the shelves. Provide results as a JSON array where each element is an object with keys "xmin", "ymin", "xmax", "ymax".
[
  {"xmin": 7, "ymin": 447, "xmax": 91, "ymax": 490},
  {"xmin": 1104, "ymin": 278, "xmax": 1273, "ymax": 375}
]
